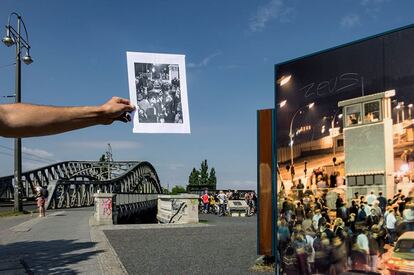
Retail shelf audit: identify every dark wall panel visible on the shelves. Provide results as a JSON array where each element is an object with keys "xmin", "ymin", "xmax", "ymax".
[{"xmin": 257, "ymin": 109, "xmax": 274, "ymax": 256}]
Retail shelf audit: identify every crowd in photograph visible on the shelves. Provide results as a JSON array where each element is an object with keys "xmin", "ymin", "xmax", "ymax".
[
  {"xmin": 278, "ymin": 167, "xmax": 414, "ymax": 274},
  {"xmin": 199, "ymin": 190, "xmax": 257, "ymax": 217},
  {"xmin": 135, "ymin": 72, "xmax": 183, "ymax": 123}
]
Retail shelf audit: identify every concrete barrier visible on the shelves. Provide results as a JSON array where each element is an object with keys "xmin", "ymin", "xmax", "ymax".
[
  {"xmin": 94, "ymin": 193, "xmax": 117, "ymax": 225},
  {"xmin": 157, "ymin": 194, "xmax": 199, "ymax": 224},
  {"xmin": 228, "ymin": 200, "xmax": 248, "ymax": 217}
]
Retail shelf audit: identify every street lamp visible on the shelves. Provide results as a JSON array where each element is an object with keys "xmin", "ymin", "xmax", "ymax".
[
  {"xmin": 408, "ymin": 103, "xmax": 413, "ymax": 120},
  {"xmin": 277, "ymin": 75, "xmax": 292, "ymax": 86},
  {"xmin": 279, "ymin": 99, "xmax": 287, "ymax": 108},
  {"xmin": 289, "ymin": 102, "xmax": 314, "ymax": 167},
  {"xmin": 2, "ymin": 13, "xmax": 33, "ymax": 212}
]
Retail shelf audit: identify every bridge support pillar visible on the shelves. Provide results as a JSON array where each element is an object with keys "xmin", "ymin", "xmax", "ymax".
[{"xmin": 94, "ymin": 193, "xmax": 117, "ymax": 225}]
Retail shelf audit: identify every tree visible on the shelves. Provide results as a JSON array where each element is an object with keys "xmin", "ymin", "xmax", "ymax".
[
  {"xmin": 199, "ymin": 159, "xmax": 209, "ymax": 185},
  {"xmin": 98, "ymin": 154, "xmax": 108, "ymax": 177},
  {"xmin": 208, "ymin": 167, "xmax": 217, "ymax": 188},
  {"xmin": 188, "ymin": 168, "xmax": 200, "ymax": 186},
  {"xmin": 162, "ymin": 187, "xmax": 170, "ymax": 194},
  {"xmin": 187, "ymin": 159, "xmax": 217, "ymax": 190},
  {"xmin": 99, "ymin": 154, "xmax": 106, "ymax": 162},
  {"xmin": 171, "ymin": 185, "xmax": 186, "ymax": 195}
]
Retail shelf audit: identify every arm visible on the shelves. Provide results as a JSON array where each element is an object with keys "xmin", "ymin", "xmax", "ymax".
[{"xmin": 0, "ymin": 97, "xmax": 135, "ymax": 138}]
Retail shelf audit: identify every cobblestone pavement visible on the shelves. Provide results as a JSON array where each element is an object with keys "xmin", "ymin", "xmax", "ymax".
[{"xmin": 104, "ymin": 214, "xmax": 275, "ymax": 275}]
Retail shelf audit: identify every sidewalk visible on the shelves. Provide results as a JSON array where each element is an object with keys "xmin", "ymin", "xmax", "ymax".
[{"xmin": 0, "ymin": 208, "xmax": 102, "ymax": 274}]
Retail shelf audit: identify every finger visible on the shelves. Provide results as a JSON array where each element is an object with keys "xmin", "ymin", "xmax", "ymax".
[
  {"xmin": 115, "ymin": 113, "xmax": 130, "ymax": 123},
  {"xmin": 116, "ymin": 97, "xmax": 132, "ymax": 105},
  {"xmin": 115, "ymin": 116, "xmax": 128, "ymax": 123},
  {"xmin": 123, "ymin": 104, "xmax": 136, "ymax": 112},
  {"xmin": 125, "ymin": 113, "xmax": 131, "ymax": 121}
]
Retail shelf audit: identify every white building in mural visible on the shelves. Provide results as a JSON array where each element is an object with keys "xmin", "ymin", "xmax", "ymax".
[{"xmin": 338, "ymin": 90, "xmax": 395, "ymax": 200}]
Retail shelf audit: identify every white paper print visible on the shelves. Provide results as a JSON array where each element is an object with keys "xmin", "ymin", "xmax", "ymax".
[{"xmin": 127, "ymin": 52, "xmax": 190, "ymax": 133}]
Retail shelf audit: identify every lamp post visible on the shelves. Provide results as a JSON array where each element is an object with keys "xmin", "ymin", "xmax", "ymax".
[
  {"xmin": 2, "ymin": 13, "xmax": 33, "ymax": 212},
  {"xmin": 106, "ymin": 143, "xmax": 112, "ymax": 180},
  {"xmin": 289, "ymin": 102, "xmax": 314, "ymax": 167}
]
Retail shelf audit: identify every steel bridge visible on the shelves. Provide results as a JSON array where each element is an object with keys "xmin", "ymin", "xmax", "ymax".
[{"xmin": 0, "ymin": 161, "xmax": 162, "ymax": 209}]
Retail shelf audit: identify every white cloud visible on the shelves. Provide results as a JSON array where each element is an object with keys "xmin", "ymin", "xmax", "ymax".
[
  {"xmin": 187, "ymin": 52, "xmax": 222, "ymax": 68},
  {"xmin": 249, "ymin": 0, "xmax": 294, "ymax": 32},
  {"xmin": 22, "ymin": 146, "xmax": 54, "ymax": 159},
  {"xmin": 65, "ymin": 140, "xmax": 142, "ymax": 150},
  {"xmin": 340, "ymin": 14, "xmax": 361, "ymax": 28},
  {"xmin": 152, "ymin": 162, "xmax": 186, "ymax": 171},
  {"xmin": 360, "ymin": 0, "xmax": 389, "ymax": 18},
  {"xmin": 361, "ymin": 0, "xmax": 387, "ymax": 5},
  {"xmin": 219, "ymin": 64, "xmax": 241, "ymax": 70}
]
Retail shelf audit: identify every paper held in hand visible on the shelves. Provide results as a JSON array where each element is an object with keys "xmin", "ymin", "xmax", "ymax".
[{"xmin": 126, "ymin": 51, "xmax": 191, "ymax": 134}]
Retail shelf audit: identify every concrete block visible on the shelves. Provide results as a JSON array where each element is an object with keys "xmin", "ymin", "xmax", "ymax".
[{"xmin": 157, "ymin": 194, "xmax": 199, "ymax": 224}]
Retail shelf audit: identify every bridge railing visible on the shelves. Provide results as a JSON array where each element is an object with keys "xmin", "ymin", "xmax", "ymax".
[
  {"xmin": 116, "ymin": 193, "xmax": 158, "ymax": 205},
  {"xmin": 0, "ymin": 161, "xmax": 141, "ymax": 200}
]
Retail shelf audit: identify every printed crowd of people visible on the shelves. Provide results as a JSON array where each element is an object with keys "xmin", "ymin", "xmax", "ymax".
[
  {"xmin": 278, "ymin": 168, "xmax": 414, "ymax": 274},
  {"xmin": 199, "ymin": 190, "xmax": 257, "ymax": 217},
  {"xmin": 135, "ymin": 73, "xmax": 183, "ymax": 124}
]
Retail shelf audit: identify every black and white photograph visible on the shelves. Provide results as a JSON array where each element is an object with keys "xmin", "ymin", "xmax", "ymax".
[{"xmin": 127, "ymin": 52, "xmax": 190, "ymax": 133}]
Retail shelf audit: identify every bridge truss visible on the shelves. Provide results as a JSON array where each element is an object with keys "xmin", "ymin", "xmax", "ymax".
[{"xmin": 0, "ymin": 161, "xmax": 162, "ymax": 209}]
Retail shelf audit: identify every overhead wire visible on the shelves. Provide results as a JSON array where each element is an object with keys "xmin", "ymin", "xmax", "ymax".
[
  {"xmin": 0, "ymin": 63, "xmax": 16, "ymax": 69},
  {"xmin": 0, "ymin": 150, "xmax": 51, "ymax": 164},
  {"xmin": 0, "ymin": 144, "xmax": 58, "ymax": 163}
]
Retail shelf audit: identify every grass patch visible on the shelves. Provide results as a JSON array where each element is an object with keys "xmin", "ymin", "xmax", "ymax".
[
  {"xmin": 250, "ymin": 256, "xmax": 275, "ymax": 273},
  {"xmin": 199, "ymin": 219, "xmax": 209, "ymax": 223},
  {"xmin": 250, "ymin": 263, "xmax": 275, "ymax": 273},
  {"xmin": 0, "ymin": 210, "xmax": 32, "ymax": 218}
]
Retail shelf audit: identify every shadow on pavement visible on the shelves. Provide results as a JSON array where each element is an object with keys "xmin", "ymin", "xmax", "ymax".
[{"xmin": 0, "ymin": 239, "xmax": 103, "ymax": 274}]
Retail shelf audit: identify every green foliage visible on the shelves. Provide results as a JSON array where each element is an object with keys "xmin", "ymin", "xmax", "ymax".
[
  {"xmin": 99, "ymin": 154, "xmax": 106, "ymax": 162},
  {"xmin": 162, "ymin": 187, "xmax": 170, "ymax": 194},
  {"xmin": 208, "ymin": 167, "xmax": 217, "ymax": 188},
  {"xmin": 199, "ymin": 160, "xmax": 209, "ymax": 185},
  {"xmin": 171, "ymin": 185, "xmax": 186, "ymax": 195},
  {"xmin": 98, "ymin": 154, "xmax": 108, "ymax": 176},
  {"xmin": 188, "ymin": 168, "xmax": 200, "ymax": 186},
  {"xmin": 187, "ymin": 159, "xmax": 217, "ymax": 188}
]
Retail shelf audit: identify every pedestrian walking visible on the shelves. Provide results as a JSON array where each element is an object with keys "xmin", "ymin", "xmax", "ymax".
[
  {"xmin": 217, "ymin": 190, "xmax": 227, "ymax": 216},
  {"xmin": 35, "ymin": 186, "xmax": 46, "ymax": 217}
]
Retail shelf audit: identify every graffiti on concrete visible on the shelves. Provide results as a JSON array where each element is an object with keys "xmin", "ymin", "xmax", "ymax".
[
  {"xmin": 169, "ymin": 199, "xmax": 187, "ymax": 223},
  {"xmin": 102, "ymin": 198, "xmax": 112, "ymax": 216}
]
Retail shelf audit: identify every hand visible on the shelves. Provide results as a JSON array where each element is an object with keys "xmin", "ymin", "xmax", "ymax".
[{"xmin": 99, "ymin": 97, "xmax": 135, "ymax": 125}]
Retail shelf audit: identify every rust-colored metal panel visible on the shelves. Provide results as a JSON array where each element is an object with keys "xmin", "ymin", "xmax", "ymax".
[{"xmin": 257, "ymin": 109, "xmax": 274, "ymax": 256}]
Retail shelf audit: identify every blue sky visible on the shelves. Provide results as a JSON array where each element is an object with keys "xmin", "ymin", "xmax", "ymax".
[{"xmin": 0, "ymin": 0, "xmax": 414, "ymax": 190}]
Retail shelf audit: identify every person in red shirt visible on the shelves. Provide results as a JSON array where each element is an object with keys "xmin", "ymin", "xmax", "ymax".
[{"xmin": 201, "ymin": 191, "xmax": 210, "ymax": 213}]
